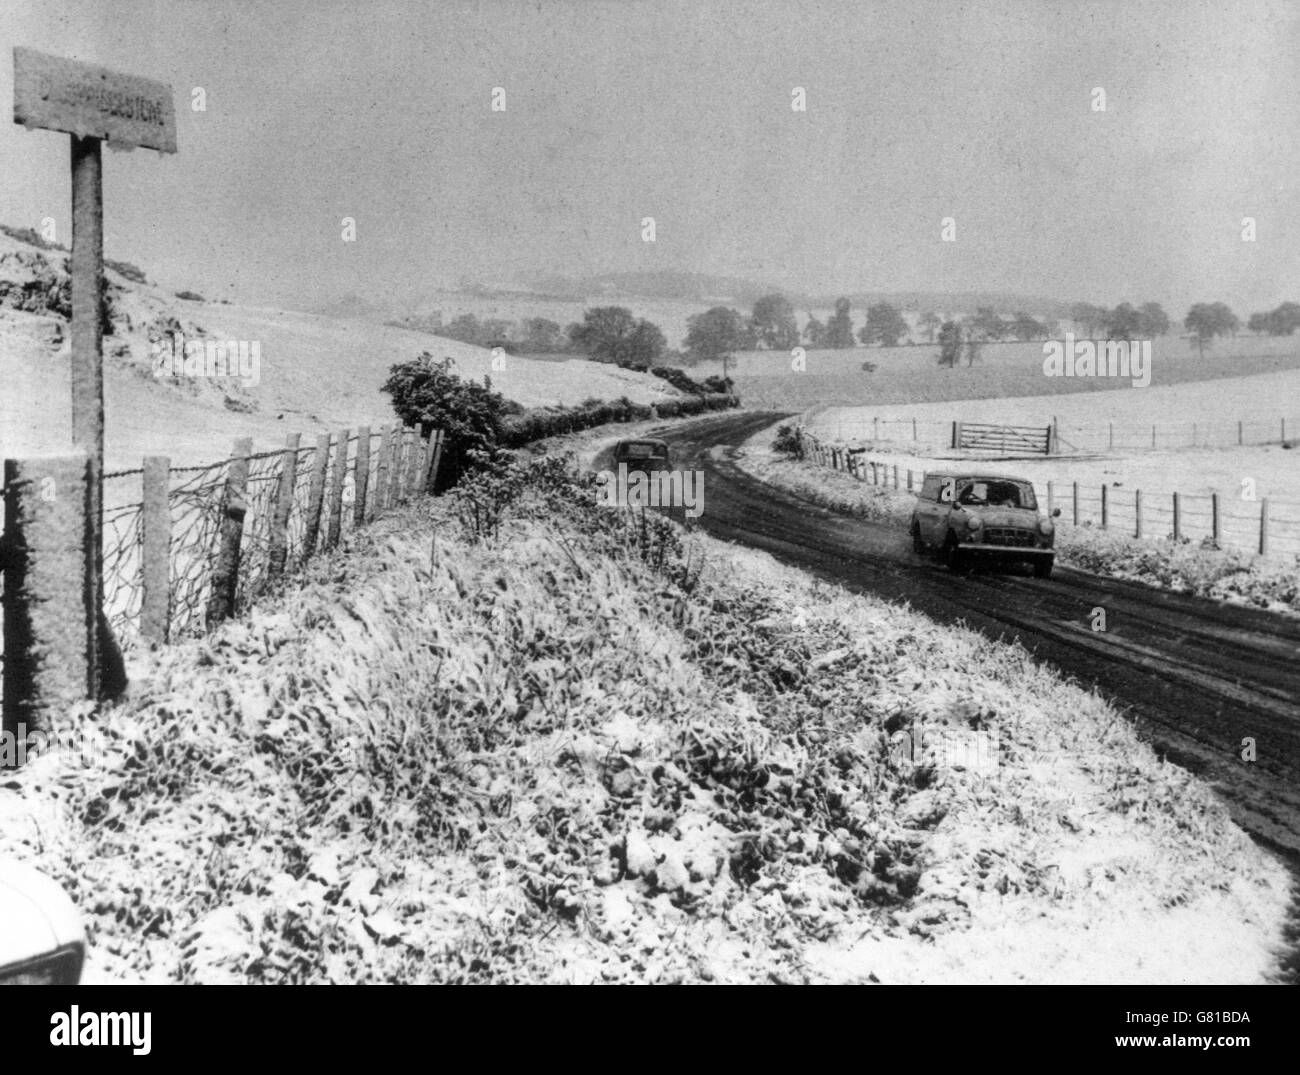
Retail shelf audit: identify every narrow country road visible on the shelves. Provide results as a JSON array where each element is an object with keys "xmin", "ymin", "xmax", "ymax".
[{"xmin": 616, "ymin": 410, "xmax": 1300, "ymax": 869}]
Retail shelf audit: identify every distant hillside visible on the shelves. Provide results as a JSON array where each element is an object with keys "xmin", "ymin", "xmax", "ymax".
[
  {"xmin": 524, "ymin": 270, "xmax": 1078, "ymax": 320},
  {"xmin": 0, "ymin": 225, "xmax": 683, "ymax": 472}
]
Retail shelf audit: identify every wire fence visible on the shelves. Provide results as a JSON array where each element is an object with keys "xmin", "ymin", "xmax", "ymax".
[
  {"xmin": 808, "ymin": 412, "xmax": 1300, "ymax": 454},
  {"xmin": 95, "ymin": 430, "xmax": 412, "ymax": 643},
  {"xmin": 797, "ymin": 429, "xmax": 1300, "ymax": 560},
  {"xmin": 0, "ymin": 424, "xmax": 439, "ymax": 712}
]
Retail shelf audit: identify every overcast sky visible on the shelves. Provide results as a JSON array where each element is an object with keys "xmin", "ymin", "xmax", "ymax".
[{"xmin": 1, "ymin": 0, "xmax": 1296, "ymax": 314}]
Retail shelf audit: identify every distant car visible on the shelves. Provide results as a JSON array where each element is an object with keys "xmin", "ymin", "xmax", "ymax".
[
  {"xmin": 612, "ymin": 438, "xmax": 672, "ymax": 475},
  {"xmin": 910, "ymin": 471, "xmax": 1059, "ymax": 578},
  {"xmin": 0, "ymin": 859, "xmax": 84, "ymax": 984}
]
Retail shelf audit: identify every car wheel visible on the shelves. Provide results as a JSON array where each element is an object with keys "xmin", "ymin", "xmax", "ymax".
[{"xmin": 1033, "ymin": 558, "xmax": 1054, "ymax": 579}]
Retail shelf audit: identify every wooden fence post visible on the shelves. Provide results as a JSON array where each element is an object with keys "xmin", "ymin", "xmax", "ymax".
[
  {"xmin": 205, "ymin": 437, "xmax": 252, "ymax": 628},
  {"xmin": 2, "ymin": 454, "xmax": 94, "ymax": 741},
  {"xmin": 1151, "ymin": 425, "xmax": 1156, "ymax": 448},
  {"xmin": 893, "ymin": 464, "xmax": 899, "ymax": 488},
  {"xmin": 1211, "ymin": 492, "xmax": 1220, "ymax": 545},
  {"xmin": 426, "ymin": 429, "xmax": 445, "ymax": 494},
  {"xmin": 389, "ymin": 427, "xmax": 407, "ymax": 504},
  {"xmin": 267, "ymin": 433, "xmax": 300, "ymax": 580},
  {"xmin": 302, "ymin": 432, "xmax": 331, "ymax": 561},
  {"xmin": 912, "ymin": 418, "xmax": 917, "ymax": 441},
  {"xmin": 1260, "ymin": 498, "xmax": 1269, "ymax": 555},
  {"xmin": 1134, "ymin": 489, "xmax": 1142, "ymax": 539},
  {"xmin": 1108, "ymin": 422, "xmax": 1113, "ymax": 449},
  {"xmin": 1101, "ymin": 484, "xmax": 1108, "ymax": 529},
  {"xmin": 354, "ymin": 427, "xmax": 370, "ymax": 526},
  {"xmin": 1046, "ymin": 481, "xmax": 1054, "ymax": 516},
  {"xmin": 1238, "ymin": 421, "xmax": 1243, "ymax": 446},
  {"xmin": 325, "ymin": 429, "xmax": 348, "ymax": 549},
  {"xmin": 140, "ymin": 455, "xmax": 171, "ymax": 643},
  {"xmin": 399, "ymin": 427, "xmax": 417, "ymax": 501},
  {"xmin": 1172, "ymin": 492, "xmax": 1180, "ymax": 541},
  {"xmin": 907, "ymin": 469, "xmax": 913, "ymax": 492},
  {"xmin": 373, "ymin": 426, "xmax": 392, "ymax": 514},
  {"xmin": 1072, "ymin": 481, "xmax": 1079, "ymax": 526}
]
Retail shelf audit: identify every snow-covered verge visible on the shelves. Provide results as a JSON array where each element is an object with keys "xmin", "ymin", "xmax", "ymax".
[
  {"xmin": 736, "ymin": 427, "xmax": 1300, "ymax": 619},
  {"xmin": 0, "ymin": 454, "xmax": 1288, "ymax": 984}
]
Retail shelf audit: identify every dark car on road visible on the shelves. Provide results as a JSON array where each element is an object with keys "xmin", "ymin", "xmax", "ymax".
[
  {"xmin": 910, "ymin": 471, "xmax": 1059, "ymax": 577},
  {"xmin": 612, "ymin": 438, "xmax": 672, "ymax": 475}
]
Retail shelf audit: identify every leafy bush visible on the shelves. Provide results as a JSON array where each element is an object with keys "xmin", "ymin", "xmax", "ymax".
[
  {"xmin": 772, "ymin": 423, "xmax": 803, "ymax": 457},
  {"xmin": 499, "ymin": 391, "xmax": 737, "ymax": 448},
  {"xmin": 382, "ymin": 352, "xmax": 514, "ymax": 492}
]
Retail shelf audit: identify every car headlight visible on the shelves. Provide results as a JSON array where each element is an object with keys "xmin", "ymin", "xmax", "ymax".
[
  {"xmin": 0, "ymin": 943, "xmax": 84, "ymax": 985},
  {"xmin": 1039, "ymin": 519, "xmax": 1054, "ymax": 535},
  {"xmin": 0, "ymin": 860, "xmax": 85, "ymax": 985},
  {"xmin": 966, "ymin": 516, "xmax": 982, "ymax": 530}
]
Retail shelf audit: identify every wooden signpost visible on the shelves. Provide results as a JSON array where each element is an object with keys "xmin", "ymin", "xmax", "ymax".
[{"xmin": 12, "ymin": 47, "xmax": 176, "ymax": 699}]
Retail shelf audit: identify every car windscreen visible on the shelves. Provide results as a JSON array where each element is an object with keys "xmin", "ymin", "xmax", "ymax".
[
  {"xmin": 956, "ymin": 480, "xmax": 1037, "ymax": 509},
  {"xmin": 617, "ymin": 442, "xmax": 667, "ymax": 459}
]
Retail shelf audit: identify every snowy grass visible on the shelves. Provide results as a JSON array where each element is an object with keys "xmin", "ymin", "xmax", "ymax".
[{"xmin": 0, "ymin": 452, "xmax": 1288, "ymax": 984}]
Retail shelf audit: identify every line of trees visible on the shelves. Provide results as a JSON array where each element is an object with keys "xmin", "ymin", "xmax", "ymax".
[
  {"xmin": 1069, "ymin": 302, "xmax": 1171, "ymax": 340},
  {"xmin": 1246, "ymin": 302, "xmax": 1300, "ymax": 337},
  {"xmin": 403, "ymin": 292, "xmax": 1296, "ymax": 373}
]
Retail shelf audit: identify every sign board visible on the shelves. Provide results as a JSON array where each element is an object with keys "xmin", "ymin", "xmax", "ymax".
[{"xmin": 12, "ymin": 46, "xmax": 176, "ymax": 153}]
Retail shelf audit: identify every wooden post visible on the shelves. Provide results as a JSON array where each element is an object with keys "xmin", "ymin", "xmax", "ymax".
[
  {"xmin": 13, "ymin": 50, "xmax": 178, "ymax": 698},
  {"xmin": 302, "ymin": 432, "xmax": 331, "ymax": 560},
  {"xmin": 70, "ymin": 135, "xmax": 105, "ymax": 696},
  {"xmin": 267, "ymin": 433, "xmax": 300, "ymax": 580},
  {"xmin": 1101, "ymin": 484, "xmax": 1108, "ymax": 529},
  {"xmin": 1238, "ymin": 421, "xmax": 1243, "ymax": 446},
  {"xmin": 1172, "ymin": 492, "xmax": 1180, "ymax": 541},
  {"xmin": 140, "ymin": 455, "xmax": 171, "ymax": 643},
  {"xmin": 1047, "ymin": 481, "xmax": 1054, "ymax": 516},
  {"xmin": 373, "ymin": 426, "xmax": 392, "ymax": 513},
  {"xmin": 1072, "ymin": 482, "xmax": 1079, "ymax": 526},
  {"xmin": 952, "ymin": 421, "xmax": 961, "ymax": 449},
  {"xmin": 390, "ymin": 428, "xmax": 408, "ymax": 503},
  {"xmin": 2, "ymin": 454, "xmax": 94, "ymax": 742},
  {"xmin": 1211, "ymin": 492, "xmax": 1220, "ymax": 545},
  {"xmin": 912, "ymin": 418, "xmax": 917, "ymax": 441},
  {"xmin": 893, "ymin": 464, "xmax": 899, "ymax": 488},
  {"xmin": 205, "ymin": 437, "xmax": 251, "ymax": 628},
  {"xmin": 1108, "ymin": 422, "xmax": 1113, "ymax": 450},
  {"xmin": 325, "ymin": 430, "xmax": 348, "ymax": 549},
  {"xmin": 354, "ymin": 426, "xmax": 370, "ymax": 525},
  {"xmin": 1151, "ymin": 424, "xmax": 1156, "ymax": 448},
  {"xmin": 400, "ymin": 427, "xmax": 418, "ymax": 500},
  {"xmin": 1134, "ymin": 489, "xmax": 1142, "ymax": 539},
  {"xmin": 907, "ymin": 469, "xmax": 913, "ymax": 492},
  {"xmin": 427, "ymin": 429, "xmax": 445, "ymax": 494},
  {"xmin": 1260, "ymin": 498, "xmax": 1269, "ymax": 555}
]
